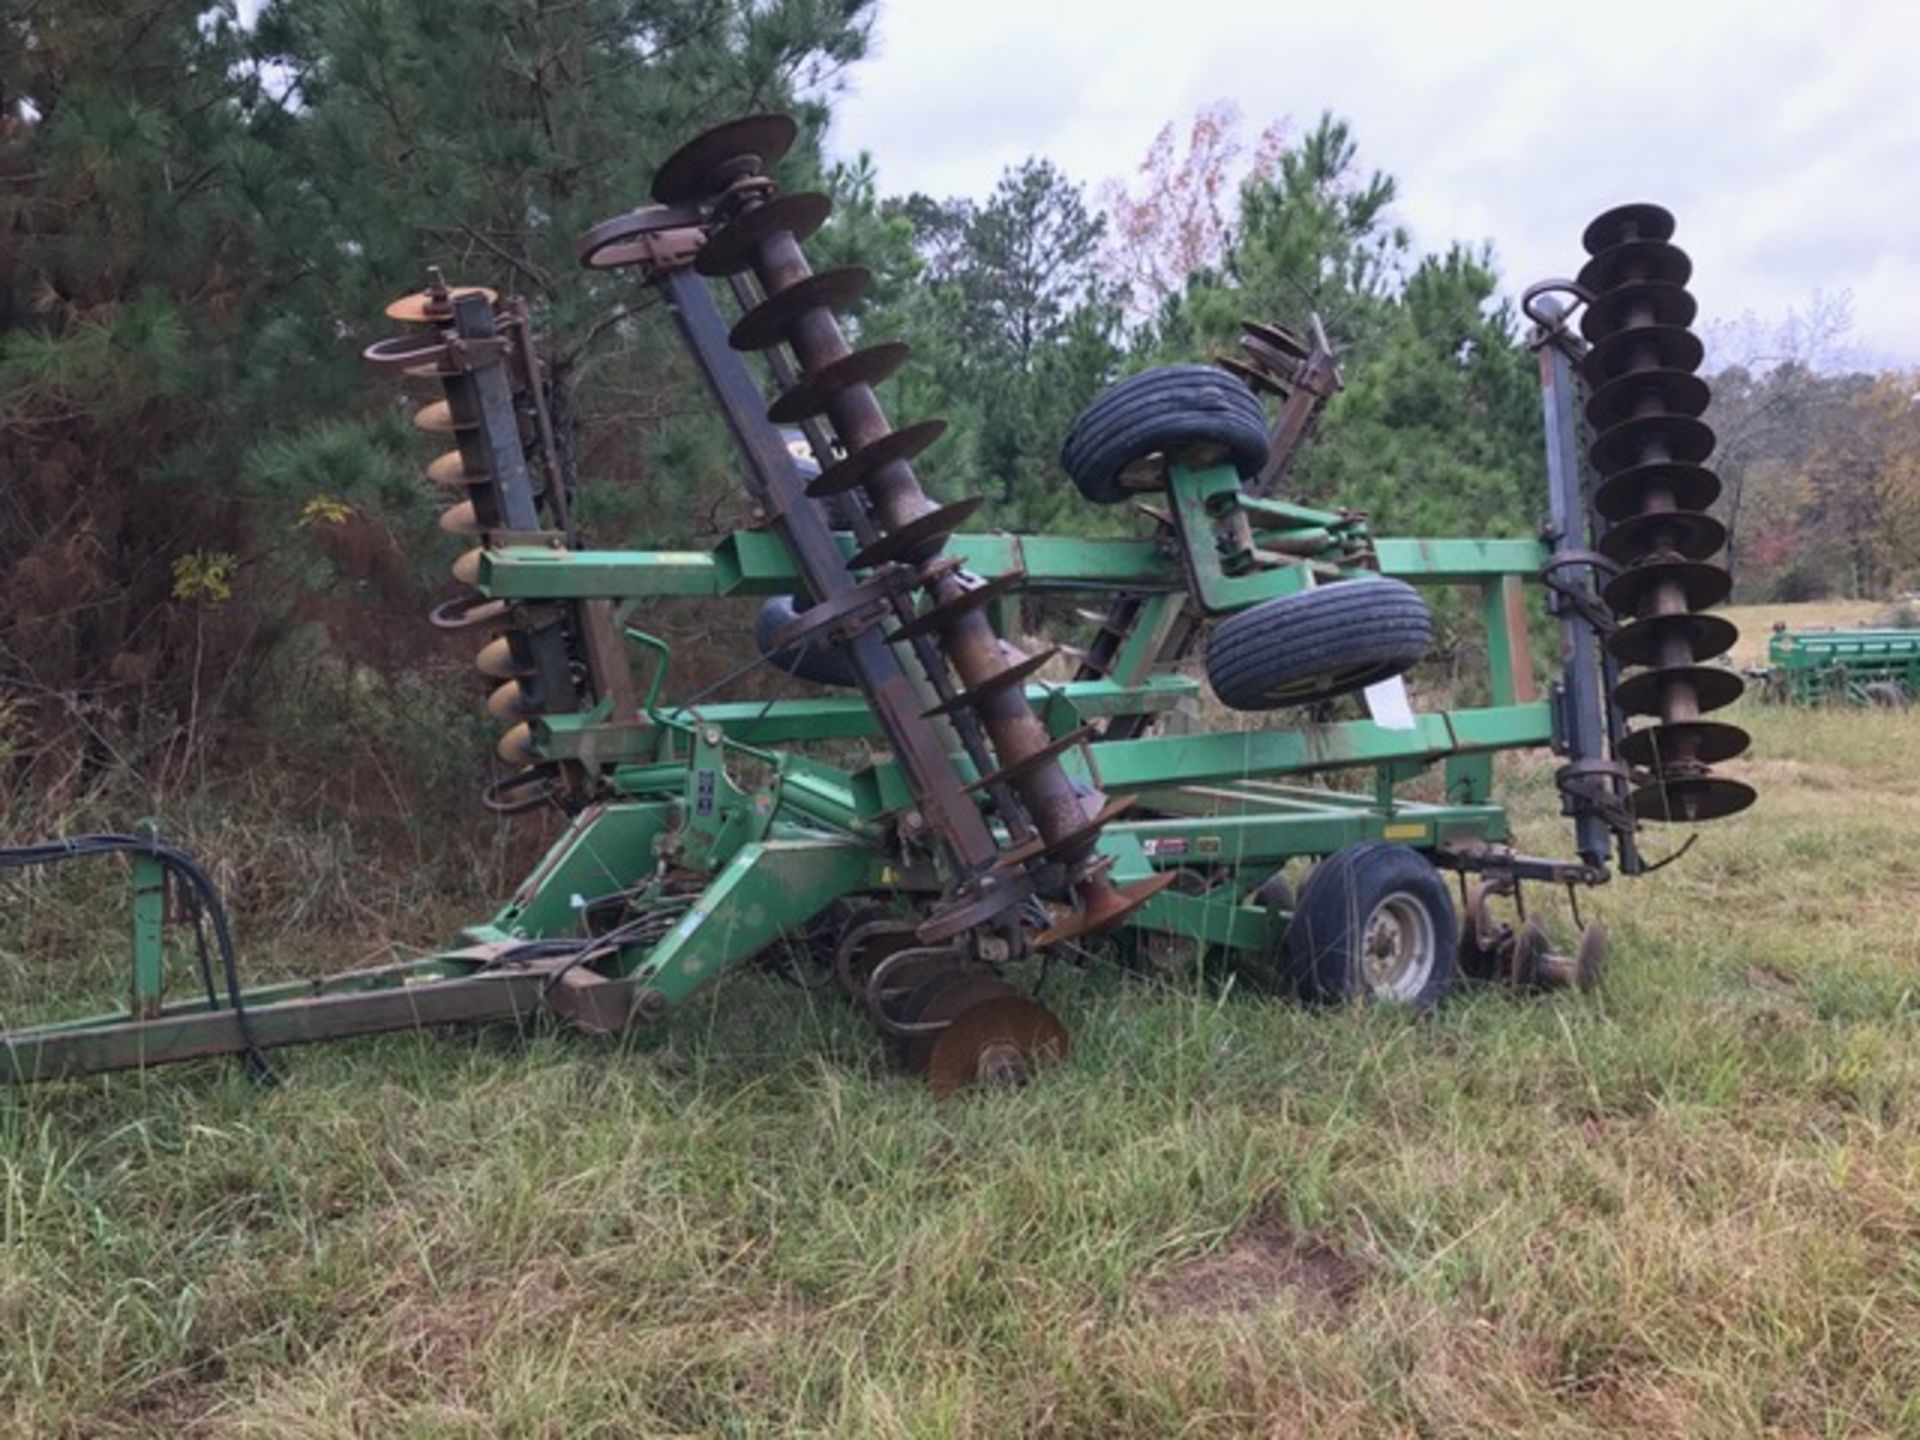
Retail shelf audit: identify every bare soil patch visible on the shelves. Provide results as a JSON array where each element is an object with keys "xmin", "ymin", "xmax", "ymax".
[{"xmin": 1145, "ymin": 1219, "xmax": 1367, "ymax": 1319}]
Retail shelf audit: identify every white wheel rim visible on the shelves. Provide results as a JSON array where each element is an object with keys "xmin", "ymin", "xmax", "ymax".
[{"xmin": 1359, "ymin": 890, "xmax": 1435, "ymax": 1001}]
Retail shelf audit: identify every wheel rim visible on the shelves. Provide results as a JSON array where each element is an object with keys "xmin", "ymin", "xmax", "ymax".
[{"xmin": 1358, "ymin": 890, "xmax": 1436, "ymax": 1001}]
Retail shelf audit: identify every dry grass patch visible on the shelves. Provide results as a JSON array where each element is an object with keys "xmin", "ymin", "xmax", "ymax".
[{"xmin": 1142, "ymin": 1217, "xmax": 1368, "ymax": 1320}]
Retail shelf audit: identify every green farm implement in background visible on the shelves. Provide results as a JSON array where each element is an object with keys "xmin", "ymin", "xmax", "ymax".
[
  {"xmin": 0, "ymin": 119, "xmax": 1754, "ymax": 1092},
  {"xmin": 1753, "ymin": 624, "xmax": 1920, "ymax": 706}
]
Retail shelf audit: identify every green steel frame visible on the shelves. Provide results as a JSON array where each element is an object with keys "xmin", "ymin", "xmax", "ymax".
[{"xmin": 1, "ymin": 458, "xmax": 1560, "ymax": 1083}]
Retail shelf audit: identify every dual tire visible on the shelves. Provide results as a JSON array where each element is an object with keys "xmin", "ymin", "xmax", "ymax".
[{"xmin": 1062, "ymin": 364, "xmax": 1433, "ymax": 710}]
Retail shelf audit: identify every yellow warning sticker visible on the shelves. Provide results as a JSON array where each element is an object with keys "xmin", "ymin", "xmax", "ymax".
[{"xmin": 1382, "ymin": 823, "xmax": 1429, "ymax": 841}]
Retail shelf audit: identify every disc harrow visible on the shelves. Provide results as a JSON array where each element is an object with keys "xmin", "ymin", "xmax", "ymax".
[
  {"xmin": 0, "ymin": 116, "xmax": 1757, "ymax": 1094},
  {"xmin": 1577, "ymin": 205, "xmax": 1755, "ymax": 825}
]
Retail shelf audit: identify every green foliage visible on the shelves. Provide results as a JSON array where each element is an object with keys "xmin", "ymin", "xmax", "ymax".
[
  {"xmin": 1145, "ymin": 113, "xmax": 1542, "ymax": 543},
  {"xmin": 1297, "ymin": 247, "xmax": 1543, "ymax": 536},
  {"xmin": 866, "ymin": 157, "xmax": 1129, "ymax": 531},
  {"xmin": 0, "ymin": 0, "xmax": 873, "ymax": 796}
]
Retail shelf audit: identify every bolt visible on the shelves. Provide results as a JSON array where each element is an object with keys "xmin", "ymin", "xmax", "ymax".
[
  {"xmin": 634, "ymin": 988, "xmax": 668, "ymax": 1021},
  {"xmin": 975, "ymin": 1042, "xmax": 1028, "ymax": 1089}
]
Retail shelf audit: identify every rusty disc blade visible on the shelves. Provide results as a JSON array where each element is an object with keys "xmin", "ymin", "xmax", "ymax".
[
  {"xmin": 964, "ymin": 725, "xmax": 1096, "ymax": 795},
  {"xmin": 1241, "ymin": 319, "xmax": 1310, "ymax": 362},
  {"xmin": 1581, "ymin": 281, "xmax": 1699, "ymax": 344},
  {"xmin": 1574, "ymin": 921, "xmax": 1608, "ymax": 994},
  {"xmin": 486, "ymin": 680, "xmax": 536, "ymax": 721},
  {"xmin": 921, "ymin": 646, "xmax": 1059, "ymax": 718},
  {"xmin": 924, "ymin": 994, "xmax": 1070, "ymax": 1098},
  {"xmin": 891, "ymin": 571, "xmax": 1026, "ymax": 644},
  {"xmin": 995, "ymin": 795, "xmax": 1135, "ymax": 870},
  {"xmin": 1034, "ymin": 870, "xmax": 1178, "ymax": 948},
  {"xmin": 1629, "ymin": 773, "xmax": 1756, "ymax": 824},
  {"xmin": 1590, "ymin": 412, "xmax": 1716, "ymax": 474},
  {"xmin": 1613, "ymin": 664, "xmax": 1746, "ymax": 718},
  {"xmin": 1214, "ymin": 355, "xmax": 1289, "ymax": 397},
  {"xmin": 451, "ymin": 548, "xmax": 485, "ymax": 586},
  {"xmin": 768, "ymin": 341, "xmax": 911, "ymax": 423},
  {"xmin": 651, "ymin": 112, "xmax": 799, "ymax": 205},
  {"xmin": 1509, "ymin": 917, "xmax": 1553, "ymax": 989},
  {"xmin": 916, "ymin": 874, "xmax": 1031, "ymax": 944},
  {"xmin": 1598, "ymin": 509, "xmax": 1726, "ymax": 567},
  {"xmin": 729, "ymin": 266, "xmax": 873, "ymax": 351},
  {"xmin": 847, "ymin": 498, "xmax": 982, "ymax": 569},
  {"xmin": 1606, "ymin": 611, "xmax": 1738, "ymax": 668},
  {"xmin": 1582, "ymin": 324, "xmax": 1706, "ymax": 388},
  {"xmin": 1602, "ymin": 556, "xmax": 1732, "ymax": 617},
  {"xmin": 1617, "ymin": 719, "xmax": 1750, "ymax": 769},
  {"xmin": 1593, "ymin": 460, "xmax": 1721, "ymax": 522},
  {"xmin": 901, "ymin": 972, "xmax": 1018, "ymax": 1072},
  {"xmin": 696, "ymin": 190, "xmax": 833, "ymax": 276},
  {"xmin": 1585, "ymin": 367, "xmax": 1712, "ymax": 429},
  {"xmin": 808, "ymin": 419, "xmax": 948, "ymax": 497},
  {"xmin": 439, "ymin": 501, "xmax": 483, "ymax": 537},
  {"xmin": 384, "ymin": 285, "xmax": 495, "ymax": 324},
  {"xmin": 1577, "ymin": 238, "xmax": 1692, "ymax": 295},
  {"xmin": 412, "ymin": 400, "xmax": 473, "ymax": 434},
  {"xmin": 496, "ymin": 721, "xmax": 538, "ymax": 764},
  {"xmin": 1457, "ymin": 880, "xmax": 1512, "ymax": 983},
  {"xmin": 426, "ymin": 449, "xmax": 485, "ymax": 490},
  {"xmin": 475, "ymin": 635, "xmax": 532, "ymax": 679},
  {"xmin": 1582, "ymin": 203, "xmax": 1677, "ymax": 255}
]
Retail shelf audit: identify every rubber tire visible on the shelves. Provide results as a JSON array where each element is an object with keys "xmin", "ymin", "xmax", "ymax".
[
  {"xmin": 1253, "ymin": 870, "xmax": 1295, "ymax": 913},
  {"xmin": 1285, "ymin": 842, "xmax": 1457, "ymax": 1008},
  {"xmin": 1060, "ymin": 364, "xmax": 1270, "ymax": 505},
  {"xmin": 1205, "ymin": 579, "xmax": 1432, "ymax": 711},
  {"xmin": 1862, "ymin": 680, "xmax": 1909, "ymax": 707},
  {"xmin": 755, "ymin": 595, "xmax": 859, "ymax": 688}
]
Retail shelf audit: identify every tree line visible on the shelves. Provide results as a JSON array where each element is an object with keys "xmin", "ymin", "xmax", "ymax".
[{"xmin": 3, "ymin": 1, "xmax": 1913, "ymax": 809}]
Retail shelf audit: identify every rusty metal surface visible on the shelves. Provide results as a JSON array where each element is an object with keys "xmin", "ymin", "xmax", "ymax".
[
  {"xmin": 807, "ymin": 419, "xmax": 948, "ymax": 496},
  {"xmin": 923, "ymin": 992, "xmax": 1070, "ymax": 1096},
  {"xmin": 768, "ymin": 342, "xmax": 913, "ymax": 423},
  {"xmin": 581, "ymin": 113, "xmax": 1203, "ymax": 952}
]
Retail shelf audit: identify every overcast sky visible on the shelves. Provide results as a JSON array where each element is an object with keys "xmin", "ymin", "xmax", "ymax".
[{"xmin": 824, "ymin": 0, "xmax": 1918, "ymax": 368}]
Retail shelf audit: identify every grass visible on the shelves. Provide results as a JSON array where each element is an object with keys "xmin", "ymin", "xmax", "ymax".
[{"xmin": 3, "ymin": 696, "xmax": 1920, "ymax": 1436}]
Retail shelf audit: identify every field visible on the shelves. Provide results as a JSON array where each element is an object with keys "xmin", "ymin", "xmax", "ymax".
[
  {"xmin": 1720, "ymin": 600, "xmax": 1893, "ymax": 666},
  {"xmin": 4, "ymin": 693, "xmax": 1920, "ymax": 1435}
]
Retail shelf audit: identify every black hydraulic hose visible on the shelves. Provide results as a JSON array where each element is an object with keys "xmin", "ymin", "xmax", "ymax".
[{"xmin": 0, "ymin": 834, "xmax": 280, "ymax": 1084}]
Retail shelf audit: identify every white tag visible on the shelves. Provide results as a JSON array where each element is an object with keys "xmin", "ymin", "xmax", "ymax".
[{"xmin": 1363, "ymin": 677, "xmax": 1417, "ymax": 731}]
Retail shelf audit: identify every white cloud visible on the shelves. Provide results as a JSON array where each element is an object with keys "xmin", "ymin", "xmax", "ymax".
[{"xmin": 827, "ymin": 0, "xmax": 1920, "ymax": 366}]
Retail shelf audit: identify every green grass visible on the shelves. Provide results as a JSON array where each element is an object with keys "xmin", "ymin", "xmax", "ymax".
[{"xmin": 4, "ymin": 700, "xmax": 1920, "ymax": 1436}]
